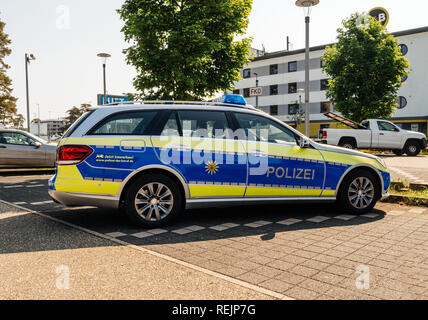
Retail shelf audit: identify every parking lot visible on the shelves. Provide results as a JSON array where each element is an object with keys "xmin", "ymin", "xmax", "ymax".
[{"xmin": 1, "ymin": 169, "xmax": 428, "ymax": 300}]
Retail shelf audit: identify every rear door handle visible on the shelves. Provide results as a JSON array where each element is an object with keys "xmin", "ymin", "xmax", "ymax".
[
  {"xmin": 250, "ymin": 149, "xmax": 268, "ymax": 157},
  {"xmin": 379, "ymin": 133, "xmax": 385, "ymax": 136}
]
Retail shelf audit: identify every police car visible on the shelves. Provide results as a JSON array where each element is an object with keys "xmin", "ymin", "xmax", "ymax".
[{"xmin": 49, "ymin": 95, "xmax": 390, "ymax": 227}]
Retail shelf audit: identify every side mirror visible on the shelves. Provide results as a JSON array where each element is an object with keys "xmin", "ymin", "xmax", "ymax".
[
  {"xmin": 299, "ymin": 137, "xmax": 310, "ymax": 148},
  {"xmin": 34, "ymin": 142, "xmax": 42, "ymax": 148}
]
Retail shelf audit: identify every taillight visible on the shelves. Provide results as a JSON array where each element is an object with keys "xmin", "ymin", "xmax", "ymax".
[
  {"xmin": 322, "ymin": 131, "xmax": 327, "ymax": 139},
  {"xmin": 56, "ymin": 145, "xmax": 93, "ymax": 165}
]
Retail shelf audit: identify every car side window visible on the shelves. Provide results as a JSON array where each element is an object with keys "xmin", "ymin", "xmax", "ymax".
[
  {"xmin": 0, "ymin": 132, "xmax": 35, "ymax": 146},
  {"xmin": 89, "ymin": 111, "xmax": 158, "ymax": 135},
  {"xmin": 362, "ymin": 121, "xmax": 370, "ymax": 129},
  {"xmin": 177, "ymin": 111, "xmax": 232, "ymax": 139},
  {"xmin": 160, "ymin": 112, "xmax": 180, "ymax": 137},
  {"xmin": 378, "ymin": 121, "xmax": 398, "ymax": 132},
  {"xmin": 234, "ymin": 113, "xmax": 297, "ymax": 144}
]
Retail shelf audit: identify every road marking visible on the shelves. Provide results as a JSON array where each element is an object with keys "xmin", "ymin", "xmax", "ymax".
[
  {"xmin": 277, "ymin": 218, "xmax": 302, "ymax": 226},
  {"xmin": 25, "ymin": 184, "xmax": 45, "ymax": 188},
  {"xmin": 30, "ymin": 200, "xmax": 54, "ymax": 205},
  {"xmin": 173, "ymin": 225, "xmax": 205, "ymax": 235},
  {"xmin": 0, "ymin": 199, "xmax": 291, "ymax": 300},
  {"xmin": 12, "ymin": 202, "xmax": 27, "ymax": 205},
  {"xmin": 244, "ymin": 220, "xmax": 272, "ymax": 228},
  {"xmin": 362, "ymin": 213, "xmax": 379, "ymax": 218},
  {"xmin": 3, "ymin": 185, "xmax": 24, "ymax": 189},
  {"xmin": 409, "ymin": 208, "xmax": 427, "ymax": 214},
  {"xmin": 105, "ymin": 232, "xmax": 128, "ymax": 238},
  {"xmin": 210, "ymin": 223, "xmax": 240, "ymax": 231},
  {"xmin": 307, "ymin": 216, "xmax": 330, "ymax": 223},
  {"xmin": 131, "ymin": 229, "xmax": 168, "ymax": 239},
  {"xmin": 334, "ymin": 215, "xmax": 357, "ymax": 221}
]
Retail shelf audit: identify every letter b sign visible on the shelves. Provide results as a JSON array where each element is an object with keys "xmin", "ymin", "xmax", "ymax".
[{"xmin": 369, "ymin": 7, "xmax": 389, "ymax": 27}]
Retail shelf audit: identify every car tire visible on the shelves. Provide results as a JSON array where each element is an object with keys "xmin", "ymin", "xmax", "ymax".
[
  {"xmin": 125, "ymin": 174, "xmax": 184, "ymax": 228},
  {"xmin": 339, "ymin": 139, "xmax": 356, "ymax": 150},
  {"xmin": 405, "ymin": 142, "xmax": 421, "ymax": 157},
  {"xmin": 392, "ymin": 149, "xmax": 404, "ymax": 156},
  {"xmin": 338, "ymin": 169, "xmax": 380, "ymax": 215}
]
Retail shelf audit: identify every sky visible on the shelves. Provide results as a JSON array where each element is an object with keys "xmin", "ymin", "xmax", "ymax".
[{"xmin": 1, "ymin": 0, "xmax": 428, "ymax": 121}]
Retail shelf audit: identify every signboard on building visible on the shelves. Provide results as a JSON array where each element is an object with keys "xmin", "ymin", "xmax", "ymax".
[
  {"xmin": 97, "ymin": 94, "xmax": 131, "ymax": 106},
  {"xmin": 369, "ymin": 7, "xmax": 389, "ymax": 27},
  {"xmin": 249, "ymin": 87, "xmax": 263, "ymax": 97}
]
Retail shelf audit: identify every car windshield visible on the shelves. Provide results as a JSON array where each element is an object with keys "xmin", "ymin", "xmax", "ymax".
[{"xmin": 25, "ymin": 132, "xmax": 48, "ymax": 144}]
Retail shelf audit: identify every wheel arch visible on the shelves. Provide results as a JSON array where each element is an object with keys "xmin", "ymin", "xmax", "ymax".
[
  {"xmin": 338, "ymin": 137, "xmax": 358, "ymax": 148},
  {"xmin": 335, "ymin": 164, "xmax": 384, "ymax": 200},
  {"xmin": 404, "ymin": 138, "xmax": 424, "ymax": 149},
  {"xmin": 118, "ymin": 165, "xmax": 189, "ymax": 208}
]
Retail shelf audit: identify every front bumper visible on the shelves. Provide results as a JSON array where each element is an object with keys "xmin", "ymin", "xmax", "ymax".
[
  {"xmin": 48, "ymin": 189, "xmax": 120, "ymax": 209},
  {"xmin": 422, "ymin": 138, "xmax": 427, "ymax": 150}
]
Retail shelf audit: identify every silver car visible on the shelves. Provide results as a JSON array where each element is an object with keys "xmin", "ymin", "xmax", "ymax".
[{"xmin": 0, "ymin": 129, "xmax": 57, "ymax": 168}]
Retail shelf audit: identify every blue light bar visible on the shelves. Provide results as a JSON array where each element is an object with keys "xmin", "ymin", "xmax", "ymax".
[{"xmin": 221, "ymin": 94, "xmax": 247, "ymax": 106}]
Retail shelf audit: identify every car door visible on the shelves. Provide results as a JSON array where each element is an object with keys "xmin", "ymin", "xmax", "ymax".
[
  {"xmin": 376, "ymin": 121, "xmax": 403, "ymax": 149},
  {"xmin": 0, "ymin": 132, "xmax": 46, "ymax": 167},
  {"xmin": 151, "ymin": 110, "xmax": 247, "ymax": 198},
  {"xmin": 232, "ymin": 112, "xmax": 325, "ymax": 197}
]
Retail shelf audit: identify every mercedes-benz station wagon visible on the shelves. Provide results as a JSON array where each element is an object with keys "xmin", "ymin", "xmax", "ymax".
[{"xmin": 49, "ymin": 95, "xmax": 390, "ymax": 227}]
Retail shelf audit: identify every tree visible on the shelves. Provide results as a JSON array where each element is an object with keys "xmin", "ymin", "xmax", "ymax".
[
  {"xmin": 118, "ymin": 0, "xmax": 253, "ymax": 101},
  {"xmin": 60, "ymin": 103, "xmax": 91, "ymax": 134},
  {"xmin": 322, "ymin": 13, "xmax": 410, "ymax": 123},
  {"xmin": 0, "ymin": 17, "xmax": 18, "ymax": 127}
]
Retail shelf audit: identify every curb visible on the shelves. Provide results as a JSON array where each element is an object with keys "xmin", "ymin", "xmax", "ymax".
[{"xmin": 381, "ymin": 194, "xmax": 428, "ymax": 207}]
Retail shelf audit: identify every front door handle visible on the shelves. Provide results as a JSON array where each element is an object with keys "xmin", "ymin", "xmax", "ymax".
[
  {"xmin": 379, "ymin": 133, "xmax": 385, "ymax": 136},
  {"xmin": 250, "ymin": 149, "xmax": 268, "ymax": 157}
]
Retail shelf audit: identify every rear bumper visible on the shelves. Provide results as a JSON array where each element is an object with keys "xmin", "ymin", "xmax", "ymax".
[
  {"xmin": 48, "ymin": 189, "xmax": 120, "ymax": 209},
  {"xmin": 381, "ymin": 192, "xmax": 390, "ymax": 201}
]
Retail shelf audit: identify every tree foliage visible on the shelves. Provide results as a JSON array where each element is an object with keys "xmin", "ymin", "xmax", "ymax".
[
  {"xmin": 0, "ymin": 17, "xmax": 21, "ymax": 127},
  {"xmin": 322, "ymin": 13, "xmax": 410, "ymax": 123},
  {"xmin": 118, "ymin": 0, "xmax": 253, "ymax": 100}
]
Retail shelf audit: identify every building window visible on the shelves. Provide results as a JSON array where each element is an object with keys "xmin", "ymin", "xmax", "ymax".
[
  {"xmin": 243, "ymin": 88, "xmax": 250, "ymax": 98},
  {"xmin": 270, "ymin": 105, "xmax": 278, "ymax": 116},
  {"xmin": 270, "ymin": 85, "xmax": 278, "ymax": 95},
  {"xmin": 396, "ymin": 96, "xmax": 407, "ymax": 109},
  {"xmin": 320, "ymin": 79, "xmax": 329, "ymax": 91},
  {"xmin": 399, "ymin": 44, "xmax": 408, "ymax": 56},
  {"xmin": 270, "ymin": 64, "xmax": 278, "ymax": 75},
  {"xmin": 401, "ymin": 75, "xmax": 408, "ymax": 82},
  {"xmin": 288, "ymin": 83, "xmax": 297, "ymax": 94},
  {"xmin": 233, "ymin": 89, "xmax": 240, "ymax": 95},
  {"xmin": 320, "ymin": 102, "xmax": 331, "ymax": 113},
  {"xmin": 320, "ymin": 59, "xmax": 325, "ymax": 68},
  {"xmin": 288, "ymin": 104, "xmax": 299, "ymax": 115},
  {"xmin": 288, "ymin": 61, "xmax": 297, "ymax": 72},
  {"xmin": 243, "ymin": 69, "xmax": 251, "ymax": 79}
]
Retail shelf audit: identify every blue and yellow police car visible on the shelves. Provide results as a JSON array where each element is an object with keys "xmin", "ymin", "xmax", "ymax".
[{"xmin": 49, "ymin": 95, "xmax": 390, "ymax": 227}]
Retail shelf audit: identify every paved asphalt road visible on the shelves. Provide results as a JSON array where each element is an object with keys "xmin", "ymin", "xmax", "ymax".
[
  {"xmin": 381, "ymin": 155, "xmax": 428, "ymax": 185},
  {"xmin": 1, "ymin": 171, "xmax": 428, "ymax": 300}
]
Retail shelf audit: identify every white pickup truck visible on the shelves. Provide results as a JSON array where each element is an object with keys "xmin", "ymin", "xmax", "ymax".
[{"xmin": 318, "ymin": 113, "xmax": 427, "ymax": 156}]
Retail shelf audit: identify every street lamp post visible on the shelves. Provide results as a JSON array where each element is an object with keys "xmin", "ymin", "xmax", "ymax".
[
  {"xmin": 97, "ymin": 53, "xmax": 111, "ymax": 105},
  {"xmin": 254, "ymin": 73, "xmax": 259, "ymax": 109},
  {"xmin": 296, "ymin": 0, "xmax": 320, "ymax": 137},
  {"xmin": 25, "ymin": 53, "xmax": 36, "ymax": 132},
  {"xmin": 297, "ymin": 88, "xmax": 305, "ymax": 133}
]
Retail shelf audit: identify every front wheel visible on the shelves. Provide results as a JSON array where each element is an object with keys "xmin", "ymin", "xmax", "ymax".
[
  {"xmin": 338, "ymin": 170, "xmax": 380, "ymax": 215},
  {"xmin": 125, "ymin": 174, "xmax": 184, "ymax": 228}
]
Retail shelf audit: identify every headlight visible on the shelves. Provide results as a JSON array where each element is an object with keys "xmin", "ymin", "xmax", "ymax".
[{"xmin": 376, "ymin": 157, "xmax": 387, "ymax": 169}]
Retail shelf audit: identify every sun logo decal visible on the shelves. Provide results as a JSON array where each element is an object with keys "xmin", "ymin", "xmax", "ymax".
[{"xmin": 205, "ymin": 160, "xmax": 219, "ymax": 175}]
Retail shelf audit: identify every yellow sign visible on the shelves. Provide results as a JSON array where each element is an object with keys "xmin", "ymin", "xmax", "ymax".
[{"xmin": 369, "ymin": 7, "xmax": 389, "ymax": 27}]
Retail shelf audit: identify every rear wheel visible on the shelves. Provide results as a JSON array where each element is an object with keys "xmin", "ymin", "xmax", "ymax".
[
  {"xmin": 405, "ymin": 142, "xmax": 421, "ymax": 157},
  {"xmin": 125, "ymin": 174, "xmax": 184, "ymax": 228},
  {"xmin": 339, "ymin": 139, "xmax": 356, "ymax": 150},
  {"xmin": 338, "ymin": 170, "xmax": 379, "ymax": 215}
]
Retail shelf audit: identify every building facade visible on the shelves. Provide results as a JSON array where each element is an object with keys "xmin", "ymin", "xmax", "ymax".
[{"xmin": 227, "ymin": 26, "xmax": 428, "ymax": 138}]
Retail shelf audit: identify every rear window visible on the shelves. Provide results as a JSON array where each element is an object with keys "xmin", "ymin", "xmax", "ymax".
[
  {"xmin": 88, "ymin": 111, "xmax": 158, "ymax": 135},
  {"xmin": 63, "ymin": 111, "xmax": 94, "ymax": 138}
]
